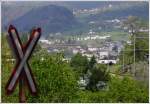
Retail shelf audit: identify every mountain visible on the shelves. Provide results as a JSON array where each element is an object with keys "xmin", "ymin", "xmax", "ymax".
[
  {"xmin": 2, "ymin": 1, "xmax": 149, "ymax": 35},
  {"xmin": 3, "ymin": 5, "xmax": 80, "ymax": 35},
  {"xmin": 3, "ymin": 1, "xmax": 147, "ymax": 25}
]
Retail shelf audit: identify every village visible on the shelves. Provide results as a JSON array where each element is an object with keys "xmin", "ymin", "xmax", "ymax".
[{"xmin": 39, "ymin": 32, "xmax": 125, "ymax": 65}]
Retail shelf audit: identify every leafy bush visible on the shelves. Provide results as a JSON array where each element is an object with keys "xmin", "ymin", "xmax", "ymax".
[
  {"xmin": 2, "ymin": 34, "xmax": 149, "ymax": 103},
  {"xmin": 77, "ymin": 77, "xmax": 148, "ymax": 103},
  {"xmin": 70, "ymin": 53, "xmax": 89, "ymax": 76},
  {"xmin": 106, "ymin": 77, "xmax": 149, "ymax": 103},
  {"xmin": 27, "ymin": 53, "xmax": 78, "ymax": 103},
  {"xmin": 88, "ymin": 55, "xmax": 97, "ymax": 70},
  {"xmin": 87, "ymin": 64, "xmax": 110, "ymax": 91}
]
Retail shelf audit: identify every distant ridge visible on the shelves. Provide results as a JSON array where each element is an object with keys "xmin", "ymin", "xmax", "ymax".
[{"xmin": 7, "ymin": 5, "xmax": 80, "ymax": 35}]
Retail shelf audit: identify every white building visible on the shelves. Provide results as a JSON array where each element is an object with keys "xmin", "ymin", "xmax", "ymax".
[
  {"xmin": 39, "ymin": 39, "xmax": 52, "ymax": 45},
  {"xmin": 97, "ymin": 59, "xmax": 117, "ymax": 64},
  {"xmin": 82, "ymin": 53, "xmax": 93, "ymax": 60},
  {"xmin": 88, "ymin": 47, "xmax": 98, "ymax": 52},
  {"xmin": 126, "ymin": 41, "xmax": 132, "ymax": 45},
  {"xmin": 62, "ymin": 58, "xmax": 71, "ymax": 63},
  {"xmin": 80, "ymin": 49, "xmax": 86, "ymax": 54},
  {"xmin": 76, "ymin": 35, "xmax": 110, "ymax": 41},
  {"xmin": 72, "ymin": 49, "xmax": 79, "ymax": 54},
  {"xmin": 106, "ymin": 19, "xmax": 120, "ymax": 23},
  {"xmin": 139, "ymin": 29, "xmax": 149, "ymax": 32},
  {"xmin": 78, "ymin": 77, "xmax": 88, "ymax": 90},
  {"xmin": 53, "ymin": 49, "xmax": 59, "ymax": 52},
  {"xmin": 98, "ymin": 51, "xmax": 109, "ymax": 59}
]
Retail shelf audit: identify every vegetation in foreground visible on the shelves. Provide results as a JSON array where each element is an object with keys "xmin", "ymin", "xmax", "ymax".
[
  {"xmin": 1, "ymin": 16, "xmax": 149, "ymax": 103},
  {"xmin": 1, "ymin": 33, "xmax": 149, "ymax": 103}
]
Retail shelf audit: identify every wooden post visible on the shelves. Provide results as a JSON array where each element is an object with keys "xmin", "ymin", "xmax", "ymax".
[{"xmin": 19, "ymin": 72, "xmax": 26, "ymax": 103}]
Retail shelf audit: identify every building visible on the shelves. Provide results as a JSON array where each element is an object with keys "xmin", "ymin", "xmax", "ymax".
[
  {"xmin": 88, "ymin": 47, "xmax": 98, "ymax": 52},
  {"xmin": 97, "ymin": 59, "xmax": 117, "ymax": 64},
  {"xmin": 72, "ymin": 48, "xmax": 80, "ymax": 54},
  {"xmin": 39, "ymin": 39, "xmax": 52, "ymax": 45},
  {"xmin": 78, "ymin": 77, "xmax": 88, "ymax": 90},
  {"xmin": 82, "ymin": 53, "xmax": 93, "ymax": 60},
  {"xmin": 97, "ymin": 55, "xmax": 119, "ymax": 64},
  {"xmin": 98, "ymin": 51, "xmax": 109, "ymax": 59}
]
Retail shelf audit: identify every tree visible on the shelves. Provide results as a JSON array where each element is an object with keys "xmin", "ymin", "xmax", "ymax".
[
  {"xmin": 120, "ymin": 17, "xmax": 149, "ymax": 74},
  {"xmin": 119, "ymin": 32, "xmax": 148, "ymax": 64},
  {"xmin": 70, "ymin": 53, "xmax": 89, "ymax": 77},
  {"xmin": 2, "ymin": 36, "xmax": 78, "ymax": 103},
  {"xmin": 134, "ymin": 32, "xmax": 149, "ymax": 61},
  {"xmin": 27, "ymin": 52, "xmax": 78, "ymax": 103},
  {"xmin": 87, "ymin": 65, "xmax": 110, "ymax": 91},
  {"xmin": 78, "ymin": 76, "xmax": 148, "ymax": 103},
  {"xmin": 88, "ymin": 55, "xmax": 97, "ymax": 70},
  {"xmin": 106, "ymin": 77, "xmax": 149, "ymax": 103},
  {"xmin": 78, "ymin": 77, "xmax": 149, "ymax": 103},
  {"xmin": 123, "ymin": 16, "xmax": 139, "ymax": 34}
]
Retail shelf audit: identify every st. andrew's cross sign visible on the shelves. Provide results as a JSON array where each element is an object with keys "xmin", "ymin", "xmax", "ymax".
[{"xmin": 5, "ymin": 25, "xmax": 41, "ymax": 102}]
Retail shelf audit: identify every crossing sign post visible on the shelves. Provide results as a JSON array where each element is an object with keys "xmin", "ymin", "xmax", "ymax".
[{"xmin": 6, "ymin": 25, "xmax": 41, "ymax": 102}]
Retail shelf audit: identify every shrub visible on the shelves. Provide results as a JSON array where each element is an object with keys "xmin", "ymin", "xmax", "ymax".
[
  {"xmin": 27, "ymin": 53, "xmax": 78, "ymax": 103},
  {"xmin": 106, "ymin": 77, "xmax": 149, "ymax": 103}
]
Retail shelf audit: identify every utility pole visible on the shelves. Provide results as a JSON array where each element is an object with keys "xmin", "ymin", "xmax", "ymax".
[{"xmin": 131, "ymin": 24, "xmax": 136, "ymax": 76}]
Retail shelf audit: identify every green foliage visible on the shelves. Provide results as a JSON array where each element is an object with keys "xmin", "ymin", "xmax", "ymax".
[
  {"xmin": 2, "ymin": 32, "xmax": 149, "ymax": 103},
  {"xmin": 119, "ymin": 32, "xmax": 149, "ymax": 65},
  {"xmin": 121, "ymin": 17, "xmax": 149, "ymax": 64},
  {"xmin": 135, "ymin": 18, "xmax": 149, "ymax": 29},
  {"xmin": 1, "ymin": 34, "xmax": 13, "ymax": 60},
  {"xmin": 77, "ymin": 90, "xmax": 108, "ymax": 103},
  {"xmin": 2, "ymin": 33, "xmax": 78, "ymax": 102},
  {"xmin": 106, "ymin": 77, "xmax": 149, "ymax": 103},
  {"xmin": 70, "ymin": 53, "xmax": 89, "ymax": 76},
  {"xmin": 1, "ymin": 33, "xmax": 23, "ymax": 102},
  {"xmin": 134, "ymin": 32, "xmax": 149, "ymax": 61},
  {"xmin": 20, "ymin": 33, "xmax": 29, "ymax": 44},
  {"xmin": 20, "ymin": 32, "xmax": 42, "ymax": 53},
  {"xmin": 88, "ymin": 55, "xmax": 97, "ymax": 70},
  {"xmin": 27, "ymin": 53, "xmax": 78, "ymax": 103},
  {"xmin": 123, "ymin": 16, "xmax": 141, "ymax": 33},
  {"xmin": 87, "ymin": 64, "xmax": 110, "ymax": 91},
  {"xmin": 77, "ymin": 77, "xmax": 149, "ymax": 103},
  {"xmin": 119, "ymin": 45, "xmax": 134, "ymax": 65}
]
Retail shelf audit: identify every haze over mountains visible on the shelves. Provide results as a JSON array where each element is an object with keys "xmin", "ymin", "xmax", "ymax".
[
  {"xmin": 86, "ymin": 2, "xmax": 148, "ymax": 21},
  {"xmin": 2, "ymin": 1, "xmax": 149, "ymax": 35},
  {"xmin": 10, "ymin": 5, "xmax": 80, "ymax": 33}
]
